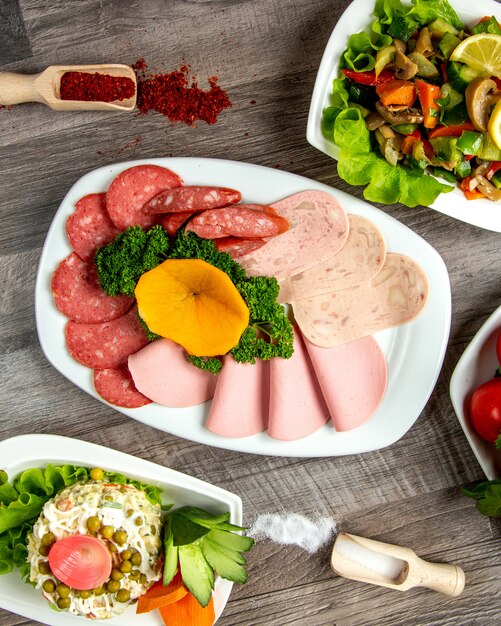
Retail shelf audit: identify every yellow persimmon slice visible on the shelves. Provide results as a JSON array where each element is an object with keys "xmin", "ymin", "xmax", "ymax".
[{"xmin": 135, "ymin": 259, "xmax": 249, "ymax": 356}]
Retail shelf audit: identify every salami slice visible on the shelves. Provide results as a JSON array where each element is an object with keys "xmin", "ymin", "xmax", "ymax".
[
  {"xmin": 292, "ymin": 253, "xmax": 429, "ymax": 348},
  {"xmin": 52, "ymin": 253, "xmax": 133, "ymax": 323},
  {"xmin": 237, "ymin": 191, "xmax": 349, "ymax": 280},
  {"xmin": 106, "ymin": 165, "xmax": 183, "ymax": 230},
  {"xmin": 160, "ymin": 212, "xmax": 194, "ymax": 236},
  {"xmin": 65, "ymin": 306, "xmax": 149, "ymax": 369},
  {"xmin": 66, "ymin": 193, "xmax": 120, "ymax": 261},
  {"xmin": 278, "ymin": 215, "xmax": 386, "ymax": 303},
  {"xmin": 186, "ymin": 206, "xmax": 289, "ymax": 239},
  {"xmin": 94, "ymin": 367, "xmax": 152, "ymax": 408},
  {"xmin": 215, "ymin": 237, "xmax": 267, "ymax": 257},
  {"xmin": 144, "ymin": 186, "xmax": 242, "ymax": 214}
]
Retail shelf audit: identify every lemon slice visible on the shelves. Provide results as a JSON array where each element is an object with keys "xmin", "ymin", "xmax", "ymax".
[
  {"xmin": 488, "ymin": 99, "xmax": 501, "ymax": 150},
  {"xmin": 450, "ymin": 33, "xmax": 501, "ymax": 78}
]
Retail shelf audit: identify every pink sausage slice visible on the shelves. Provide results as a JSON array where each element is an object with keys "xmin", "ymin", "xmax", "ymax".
[
  {"xmin": 128, "ymin": 339, "xmax": 217, "ymax": 407},
  {"xmin": 215, "ymin": 237, "xmax": 267, "ymax": 258},
  {"xmin": 144, "ymin": 186, "xmax": 241, "ymax": 214},
  {"xmin": 206, "ymin": 356, "xmax": 269, "ymax": 437},
  {"xmin": 52, "ymin": 253, "xmax": 133, "ymax": 323},
  {"xmin": 303, "ymin": 335, "xmax": 387, "ymax": 432},
  {"xmin": 66, "ymin": 193, "xmax": 120, "ymax": 261},
  {"xmin": 267, "ymin": 327, "xmax": 329, "ymax": 441},
  {"xmin": 186, "ymin": 206, "xmax": 289, "ymax": 239},
  {"xmin": 94, "ymin": 367, "xmax": 152, "ymax": 408},
  {"xmin": 238, "ymin": 191, "xmax": 349, "ymax": 280},
  {"xmin": 292, "ymin": 253, "xmax": 429, "ymax": 348},
  {"xmin": 65, "ymin": 306, "xmax": 148, "ymax": 369},
  {"xmin": 161, "ymin": 212, "xmax": 194, "ymax": 236},
  {"xmin": 106, "ymin": 165, "xmax": 183, "ymax": 230},
  {"xmin": 278, "ymin": 215, "xmax": 386, "ymax": 303}
]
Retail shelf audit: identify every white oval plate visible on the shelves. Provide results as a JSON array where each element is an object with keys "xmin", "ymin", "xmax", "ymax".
[
  {"xmin": 306, "ymin": 0, "xmax": 501, "ymax": 232},
  {"xmin": 450, "ymin": 306, "xmax": 501, "ymax": 480},
  {"xmin": 35, "ymin": 157, "xmax": 451, "ymax": 457},
  {"xmin": 0, "ymin": 434, "xmax": 241, "ymax": 626}
]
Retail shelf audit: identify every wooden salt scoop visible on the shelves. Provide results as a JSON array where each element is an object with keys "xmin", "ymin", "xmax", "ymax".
[
  {"xmin": 0, "ymin": 64, "xmax": 136, "ymax": 111},
  {"xmin": 331, "ymin": 532, "xmax": 465, "ymax": 597}
]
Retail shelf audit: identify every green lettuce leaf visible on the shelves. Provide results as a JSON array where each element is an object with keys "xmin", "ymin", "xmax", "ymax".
[
  {"xmin": 461, "ymin": 480, "xmax": 501, "ymax": 517},
  {"xmin": 408, "ymin": 0, "xmax": 463, "ymax": 30}
]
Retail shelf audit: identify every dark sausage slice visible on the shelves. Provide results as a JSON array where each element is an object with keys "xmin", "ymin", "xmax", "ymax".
[
  {"xmin": 160, "ymin": 212, "xmax": 194, "ymax": 236},
  {"xmin": 52, "ymin": 253, "xmax": 133, "ymax": 323},
  {"xmin": 144, "ymin": 186, "xmax": 241, "ymax": 214},
  {"xmin": 215, "ymin": 237, "xmax": 267, "ymax": 258},
  {"xmin": 65, "ymin": 306, "xmax": 149, "ymax": 369},
  {"xmin": 186, "ymin": 205, "xmax": 290, "ymax": 239},
  {"xmin": 94, "ymin": 367, "xmax": 152, "ymax": 408},
  {"xmin": 66, "ymin": 193, "xmax": 120, "ymax": 261},
  {"xmin": 106, "ymin": 165, "xmax": 183, "ymax": 230}
]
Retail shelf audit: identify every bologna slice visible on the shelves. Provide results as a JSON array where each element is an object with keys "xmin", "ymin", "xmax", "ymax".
[
  {"xmin": 238, "ymin": 191, "xmax": 349, "ymax": 280},
  {"xmin": 278, "ymin": 215, "xmax": 386, "ymax": 303},
  {"xmin": 106, "ymin": 164, "xmax": 183, "ymax": 230},
  {"xmin": 303, "ymin": 335, "xmax": 387, "ymax": 431},
  {"xmin": 267, "ymin": 327, "xmax": 329, "ymax": 441},
  {"xmin": 66, "ymin": 193, "xmax": 120, "ymax": 261},
  {"xmin": 93, "ymin": 367, "xmax": 152, "ymax": 408},
  {"xmin": 292, "ymin": 253, "xmax": 429, "ymax": 348},
  {"xmin": 161, "ymin": 212, "xmax": 194, "ymax": 236},
  {"xmin": 128, "ymin": 339, "xmax": 217, "ymax": 407},
  {"xmin": 144, "ymin": 186, "xmax": 241, "ymax": 214},
  {"xmin": 65, "ymin": 306, "xmax": 149, "ymax": 369},
  {"xmin": 186, "ymin": 205, "xmax": 289, "ymax": 239},
  {"xmin": 52, "ymin": 253, "xmax": 133, "ymax": 323},
  {"xmin": 206, "ymin": 357, "xmax": 269, "ymax": 437},
  {"xmin": 215, "ymin": 237, "xmax": 267, "ymax": 258}
]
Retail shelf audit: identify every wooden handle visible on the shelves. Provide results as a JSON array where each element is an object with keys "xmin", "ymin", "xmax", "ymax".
[
  {"xmin": 0, "ymin": 72, "xmax": 42, "ymax": 106},
  {"xmin": 414, "ymin": 559, "xmax": 465, "ymax": 597}
]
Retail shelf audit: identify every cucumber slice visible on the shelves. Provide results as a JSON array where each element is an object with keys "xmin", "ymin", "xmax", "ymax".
[
  {"xmin": 200, "ymin": 538, "xmax": 248, "ymax": 584},
  {"xmin": 208, "ymin": 528, "xmax": 255, "ymax": 553},
  {"xmin": 172, "ymin": 514, "xmax": 210, "ymax": 546},
  {"xmin": 428, "ymin": 18, "xmax": 458, "ymax": 36},
  {"xmin": 163, "ymin": 520, "xmax": 179, "ymax": 586},
  {"xmin": 179, "ymin": 543, "xmax": 214, "ymax": 607},
  {"xmin": 439, "ymin": 32, "xmax": 461, "ymax": 59},
  {"xmin": 447, "ymin": 61, "xmax": 485, "ymax": 92}
]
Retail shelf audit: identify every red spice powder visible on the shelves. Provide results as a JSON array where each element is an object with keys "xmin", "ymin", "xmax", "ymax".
[
  {"xmin": 133, "ymin": 60, "xmax": 231, "ymax": 126},
  {"xmin": 59, "ymin": 72, "xmax": 136, "ymax": 102}
]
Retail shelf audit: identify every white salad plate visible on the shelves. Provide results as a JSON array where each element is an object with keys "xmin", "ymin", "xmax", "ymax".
[
  {"xmin": 35, "ymin": 157, "xmax": 451, "ymax": 457},
  {"xmin": 0, "ymin": 434, "xmax": 241, "ymax": 626},
  {"xmin": 307, "ymin": 0, "xmax": 501, "ymax": 232},
  {"xmin": 450, "ymin": 306, "xmax": 501, "ymax": 480}
]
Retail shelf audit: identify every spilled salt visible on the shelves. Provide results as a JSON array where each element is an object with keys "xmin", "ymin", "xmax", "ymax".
[
  {"xmin": 335, "ymin": 535, "xmax": 404, "ymax": 580},
  {"xmin": 248, "ymin": 512, "xmax": 337, "ymax": 554}
]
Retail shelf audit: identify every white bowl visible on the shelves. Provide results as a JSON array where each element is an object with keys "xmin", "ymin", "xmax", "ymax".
[
  {"xmin": 0, "ymin": 434, "xmax": 242, "ymax": 626},
  {"xmin": 450, "ymin": 306, "xmax": 501, "ymax": 480},
  {"xmin": 306, "ymin": 0, "xmax": 501, "ymax": 232}
]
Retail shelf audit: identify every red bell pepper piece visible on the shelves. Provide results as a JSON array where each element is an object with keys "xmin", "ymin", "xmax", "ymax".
[
  {"xmin": 401, "ymin": 130, "xmax": 422, "ymax": 155},
  {"xmin": 486, "ymin": 162, "xmax": 501, "ymax": 180},
  {"xmin": 342, "ymin": 69, "xmax": 394, "ymax": 86},
  {"xmin": 460, "ymin": 177, "xmax": 486, "ymax": 200},
  {"xmin": 415, "ymin": 80, "xmax": 441, "ymax": 129},
  {"xmin": 422, "ymin": 139, "xmax": 435, "ymax": 160},
  {"xmin": 428, "ymin": 122, "xmax": 476, "ymax": 139}
]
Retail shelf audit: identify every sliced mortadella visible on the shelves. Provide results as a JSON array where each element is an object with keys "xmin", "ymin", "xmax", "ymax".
[
  {"xmin": 303, "ymin": 335, "xmax": 387, "ymax": 432},
  {"xmin": 128, "ymin": 338, "xmax": 217, "ymax": 407},
  {"xmin": 267, "ymin": 327, "xmax": 329, "ymax": 440},
  {"xmin": 278, "ymin": 215, "xmax": 386, "ymax": 303},
  {"xmin": 206, "ymin": 356, "xmax": 269, "ymax": 437},
  {"xmin": 292, "ymin": 253, "xmax": 429, "ymax": 348},
  {"xmin": 238, "ymin": 191, "xmax": 349, "ymax": 280}
]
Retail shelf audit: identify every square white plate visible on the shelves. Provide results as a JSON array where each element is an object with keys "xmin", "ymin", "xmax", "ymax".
[
  {"xmin": 306, "ymin": 0, "xmax": 501, "ymax": 232},
  {"xmin": 35, "ymin": 157, "xmax": 451, "ymax": 457},
  {"xmin": 450, "ymin": 306, "xmax": 501, "ymax": 480},
  {"xmin": 0, "ymin": 434, "xmax": 241, "ymax": 626}
]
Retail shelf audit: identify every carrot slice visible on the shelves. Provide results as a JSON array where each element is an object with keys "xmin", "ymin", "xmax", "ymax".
[
  {"xmin": 415, "ymin": 80, "xmax": 441, "ymax": 129},
  {"xmin": 137, "ymin": 571, "xmax": 188, "ymax": 614},
  {"xmin": 159, "ymin": 592, "xmax": 215, "ymax": 626},
  {"xmin": 375, "ymin": 79, "xmax": 417, "ymax": 107}
]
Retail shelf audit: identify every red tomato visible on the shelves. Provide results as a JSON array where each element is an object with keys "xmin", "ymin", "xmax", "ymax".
[
  {"xmin": 496, "ymin": 332, "xmax": 501, "ymax": 366},
  {"xmin": 48, "ymin": 535, "xmax": 112, "ymax": 590},
  {"xmin": 469, "ymin": 378, "xmax": 501, "ymax": 444}
]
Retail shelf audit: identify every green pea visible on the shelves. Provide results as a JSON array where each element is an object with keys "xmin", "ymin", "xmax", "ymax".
[
  {"xmin": 120, "ymin": 549, "xmax": 132, "ymax": 561},
  {"xmin": 101, "ymin": 525, "xmax": 114, "ymax": 539},
  {"xmin": 39, "ymin": 545, "xmax": 50, "ymax": 557},
  {"xmin": 79, "ymin": 589, "xmax": 92, "ymax": 599},
  {"xmin": 57, "ymin": 583, "xmax": 70, "ymax": 598},
  {"xmin": 106, "ymin": 580, "xmax": 120, "ymax": 593},
  {"xmin": 126, "ymin": 509, "xmax": 134, "ymax": 517},
  {"xmin": 42, "ymin": 579, "xmax": 56, "ymax": 593},
  {"xmin": 57, "ymin": 597, "xmax": 71, "ymax": 610},
  {"xmin": 38, "ymin": 561, "xmax": 51, "ymax": 575},
  {"xmin": 113, "ymin": 530, "xmax": 127, "ymax": 545},
  {"xmin": 111, "ymin": 568, "xmax": 124, "ymax": 581},
  {"xmin": 134, "ymin": 517, "xmax": 143, "ymax": 526},
  {"xmin": 93, "ymin": 585, "xmax": 105, "ymax": 596},
  {"xmin": 130, "ymin": 552, "xmax": 142, "ymax": 566},
  {"xmin": 120, "ymin": 560, "xmax": 132, "ymax": 573},
  {"xmin": 89, "ymin": 468, "xmax": 104, "ymax": 481},
  {"xmin": 107, "ymin": 542, "xmax": 118, "ymax": 553},
  {"xmin": 140, "ymin": 573, "xmax": 147, "ymax": 585},
  {"xmin": 116, "ymin": 588, "xmax": 130, "ymax": 603},
  {"xmin": 86, "ymin": 516, "xmax": 101, "ymax": 532},
  {"xmin": 41, "ymin": 532, "xmax": 56, "ymax": 547},
  {"xmin": 129, "ymin": 569, "xmax": 141, "ymax": 581}
]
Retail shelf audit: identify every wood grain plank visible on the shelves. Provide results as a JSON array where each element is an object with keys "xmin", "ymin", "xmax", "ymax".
[{"xmin": 0, "ymin": 0, "xmax": 32, "ymax": 64}]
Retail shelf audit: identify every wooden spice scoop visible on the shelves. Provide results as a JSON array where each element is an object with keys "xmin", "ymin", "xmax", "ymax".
[
  {"xmin": 0, "ymin": 64, "xmax": 136, "ymax": 111},
  {"xmin": 331, "ymin": 532, "xmax": 465, "ymax": 597}
]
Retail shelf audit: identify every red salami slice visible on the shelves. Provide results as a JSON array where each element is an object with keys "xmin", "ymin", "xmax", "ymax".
[
  {"xmin": 65, "ymin": 306, "xmax": 149, "ymax": 369},
  {"xmin": 186, "ymin": 206, "xmax": 289, "ymax": 239},
  {"xmin": 160, "ymin": 212, "xmax": 194, "ymax": 236},
  {"xmin": 144, "ymin": 186, "xmax": 241, "ymax": 214},
  {"xmin": 106, "ymin": 165, "xmax": 183, "ymax": 230},
  {"xmin": 215, "ymin": 237, "xmax": 267, "ymax": 257},
  {"xmin": 66, "ymin": 193, "xmax": 120, "ymax": 261},
  {"xmin": 94, "ymin": 367, "xmax": 152, "ymax": 408},
  {"xmin": 52, "ymin": 253, "xmax": 133, "ymax": 323}
]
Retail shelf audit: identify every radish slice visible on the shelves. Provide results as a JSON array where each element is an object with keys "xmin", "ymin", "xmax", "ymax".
[{"xmin": 48, "ymin": 535, "xmax": 112, "ymax": 590}]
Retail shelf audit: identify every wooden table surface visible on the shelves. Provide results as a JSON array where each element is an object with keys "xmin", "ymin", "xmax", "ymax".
[{"xmin": 1, "ymin": 0, "xmax": 500, "ymax": 624}]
